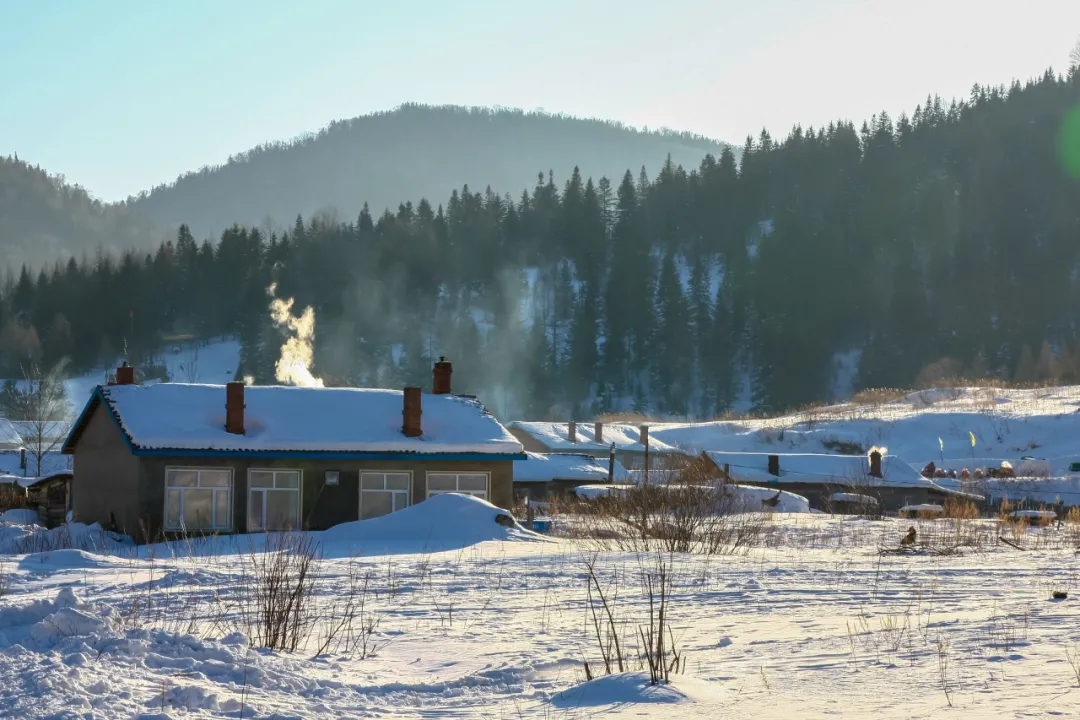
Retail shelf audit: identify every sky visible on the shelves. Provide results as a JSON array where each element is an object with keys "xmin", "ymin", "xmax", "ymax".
[{"xmin": 2, "ymin": 0, "xmax": 1079, "ymax": 202}]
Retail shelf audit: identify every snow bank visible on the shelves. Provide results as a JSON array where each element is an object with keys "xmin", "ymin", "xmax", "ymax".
[
  {"xmin": 1009, "ymin": 510, "xmax": 1057, "ymax": 521},
  {"xmin": 97, "ymin": 383, "xmax": 522, "ymax": 455},
  {"xmin": 0, "ymin": 508, "xmax": 40, "ymax": 526},
  {"xmin": 725, "ymin": 484, "xmax": 810, "ymax": 513},
  {"xmin": 0, "ymin": 522, "xmax": 132, "ymax": 555},
  {"xmin": 321, "ymin": 493, "xmax": 542, "ymax": 548},
  {"xmin": 551, "ymin": 672, "xmax": 720, "ymax": 708}
]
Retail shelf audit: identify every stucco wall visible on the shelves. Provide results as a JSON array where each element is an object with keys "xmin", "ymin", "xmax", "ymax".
[{"xmin": 70, "ymin": 404, "xmax": 143, "ymax": 538}]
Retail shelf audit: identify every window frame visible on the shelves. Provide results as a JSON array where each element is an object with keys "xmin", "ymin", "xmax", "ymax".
[
  {"xmin": 163, "ymin": 466, "xmax": 234, "ymax": 532},
  {"xmin": 359, "ymin": 470, "xmax": 412, "ymax": 520},
  {"xmin": 246, "ymin": 468, "xmax": 304, "ymax": 532},
  {"xmin": 425, "ymin": 471, "xmax": 490, "ymax": 500}
]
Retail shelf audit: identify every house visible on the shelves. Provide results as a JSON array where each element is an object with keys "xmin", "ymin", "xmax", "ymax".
[
  {"xmin": 507, "ymin": 421, "xmax": 687, "ymax": 471},
  {"xmin": 694, "ymin": 450, "xmax": 983, "ymax": 513},
  {"xmin": 61, "ymin": 360, "xmax": 525, "ymax": 541},
  {"xmin": 513, "ymin": 452, "xmax": 630, "ymax": 500},
  {"xmin": 25, "ymin": 472, "xmax": 73, "ymax": 527}
]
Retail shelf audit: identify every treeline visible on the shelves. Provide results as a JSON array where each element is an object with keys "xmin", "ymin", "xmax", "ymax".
[
  {"xmin": 2, "ymin": 69, "xmax": 1080, "ymax": 418},
  {"xmin": 126, "ymin": 104, "xmax": 728, "ymax": 239},
  {"xmin": 0, "ymin": 156, "xmax": 159, "ymax": 271}
]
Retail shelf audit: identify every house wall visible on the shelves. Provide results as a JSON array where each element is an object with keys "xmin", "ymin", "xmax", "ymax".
[
  {"xmin": 70, "ymin": 406, "xmax": 143, "ymax": 537},
  {"xmin": 135, "ymin": 456, "xmax": 514, "ymax": 539},
  {"xmin": 513, "ymin": 477, "xmax": 601, "ymax": 501}
]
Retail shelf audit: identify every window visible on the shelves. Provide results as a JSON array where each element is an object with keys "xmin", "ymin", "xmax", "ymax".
[
  {"xmin": 165, "ymin": 468, "xmax": 232, "ymax": 531},
  {"xmin": 325, "ymin": 470, "xmax": 340, "ymax": 486},
  {"xmin": 426, "ymin": 472, "xmax": 489, "ymax": 500},
  {"xmin": 247, "ymin": 470, "xmax": 302, "ymax": 532},
  {"xmin": 360, "ymin": 472, "xmax": 410, "ymax": 520}
]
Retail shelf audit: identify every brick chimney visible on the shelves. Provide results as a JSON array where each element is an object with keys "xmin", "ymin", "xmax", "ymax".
[
  {"xmin": 768, "ymin": 454, "xmax": 780, "ymax": 476},
  {"xmin": 433, "ymin": 357, "xmax": 452, "ymax": 395},
  {"xmin": 595, "ymin": 422, "xmax": 604, "ymax": 444},
  {"xmin": 225, "ymin": 381, "xmax": 245, "ymax": 435},
  {"xmin": 568, "ymin": 421, "xmax": 577, "ymax": 443},
  {"xmin": 639, "ymin": 424, "xmax": 649, "ymax": 452},
  {"xmin": 115, "ymin": 362, "xmax": 135, "ymax": 386},
  {"xmin": 403, "ymin": 386, "xmax": 422, "ymax": 437},
  {"xmin": 869, "ymin": 450, "xmax": 883, "ymax": 478}
]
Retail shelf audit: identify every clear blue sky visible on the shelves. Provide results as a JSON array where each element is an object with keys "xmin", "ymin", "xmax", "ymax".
[{"xmin": 3, "ymin": 0, "xmax": 1078, "ymax": 201}]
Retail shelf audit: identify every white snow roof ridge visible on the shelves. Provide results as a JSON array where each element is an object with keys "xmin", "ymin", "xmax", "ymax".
[{"xmin": 92, "ymin": 383, "xmax": 523, "ymax": 455}]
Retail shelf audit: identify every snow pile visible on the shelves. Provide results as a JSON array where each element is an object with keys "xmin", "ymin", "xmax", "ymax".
[
  {"xmin": 0, "ymin": 588, "xmax": 322, "ymax": 718},
  {"xmin": 551, "ymin": 672, "xmax": 721, "ymax": 709},
  {"xmin": 0, "ymin": 522, "xmax": 132, "ymax": 555},
  {"xmin": 514, "ymin": 452, "xmax": 629, "ymax": 483},
  {"xmin": 0, "ymin": 508, "xmax": 40, "ymax": 526},
  {"xmin": 322, "ymin": 493, "xmax": 542, "ymax": 548},
  {"xmin": 572, "ymin": 484, "xmax": 635, "ymax": 499},
  {"xmin": 724, "ymin": 484, "xmax": 810, "ymax": 513},
  {"xmin": 96, "ymin": 383, "xmax": 523, "ymax": 455}
]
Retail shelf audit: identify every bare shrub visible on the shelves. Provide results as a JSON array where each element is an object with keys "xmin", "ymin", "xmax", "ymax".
[
  {"xmin": 235, "ymin": 533, "xmax": 319, "ymax": 652},
  {"xmin": 313, "ymin": 563, "xmax": 384, "ymax": 659},
  {"xmin": 582, "ymin": 555, "xmax": 626, "ymax": 679},
  {"xmin": 638, "ymin": 552, "xmax": 682, "ymax": 685},
  {"xmin": 580, "ymin": 552, "xmax": 683, "ymax": 686},
  {"xmin": 1067, "ymin": 643, "xmax": 1080, "ymax": 687},
  {"xmin": 848, "ymin": 387, "xmax": 910, "ymax": 407},
  {"xmin": 564, "ymin": 481, "xmax": 769, "ymax": 555}
]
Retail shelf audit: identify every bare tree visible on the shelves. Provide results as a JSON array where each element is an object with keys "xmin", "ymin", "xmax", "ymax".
[
  {"xmin": 1072, "ymin": 37, "xmax": 1080, "ymax": 69},
  {"xmin": 178, "ymin": 346, "xmax": 200, "ymax": 383},
  {"xmin": 5, "ymin": 361, "xmax": 72, "ymax": 476}
]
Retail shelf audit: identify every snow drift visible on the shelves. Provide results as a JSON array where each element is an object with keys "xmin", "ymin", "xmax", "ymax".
[{"xmin": 321, "ymin": 493, "xmax": 543, "ymax": 548}]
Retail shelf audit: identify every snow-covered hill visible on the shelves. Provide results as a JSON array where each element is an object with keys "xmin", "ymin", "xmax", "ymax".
[
  {"xmin": 62, "ymin": 337, "xmax": 241, "ymax": 414},
  {"xmin": 609, "ymin": 385, "xmax": 1080, "ymax": 473}
]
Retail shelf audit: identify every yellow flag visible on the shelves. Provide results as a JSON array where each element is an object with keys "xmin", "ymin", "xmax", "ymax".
[{"xmin": 969, "ymin": 431, "xmax": 976, "ymax": 448}]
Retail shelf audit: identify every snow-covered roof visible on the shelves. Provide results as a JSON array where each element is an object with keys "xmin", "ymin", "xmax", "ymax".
[
  {"xmin": 508, "ymin": 422, "xmax": 682, "ymax": 455},
  {"xmin": 0, "ymin": 450, "xmax": 71, "ymax": 478},
  {"xmin": 702, "ymin": 451, "xmax": 969, "ymax": 495},
  {"xmin": 513, "ymin": 452, "xmax": 629, "ymax": 484},
  {"xmin": 7, "ymin": 420, "xmax": 72, "ymax": 445},
  {"xmin": 67, "ymin": 383, "xmax": 523, "ymax": 456},
  {"xmin": 0, "ymin": 419, "xmax": 22, "ymax": 449}
]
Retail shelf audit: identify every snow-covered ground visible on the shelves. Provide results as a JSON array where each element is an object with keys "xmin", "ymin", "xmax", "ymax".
[
  {"xmin": 63, "ymin": 337, "xmax": 241, "ymax": 415},
  {"xmin": 1, "ymin": 494, "xmax": 1079, "ymax": 718},
  {"xmin": 648, "ymin": 386, "xmax": 1080, "ymax": 471}
]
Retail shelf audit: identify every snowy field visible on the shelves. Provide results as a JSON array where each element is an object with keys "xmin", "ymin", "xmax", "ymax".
[{"xmin": 1, "ymin": 496, "xmax": 1079, "ymax": 718}]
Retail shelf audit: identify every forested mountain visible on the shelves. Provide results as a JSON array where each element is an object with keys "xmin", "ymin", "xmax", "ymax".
[
  {"xmin": 126, "ymin": 104, "xmax": 729, "ymax": 239},
  {"xmin": 0, "ymin": 157, "xmax": 160, "ymax": 271},
  {"xmin": 3, "ymin": 69, "xmax": 1080, "ymax": 419}
]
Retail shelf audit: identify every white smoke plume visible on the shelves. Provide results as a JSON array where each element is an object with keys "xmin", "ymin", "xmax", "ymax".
[{"xmin": 268, "ymin": 283, "xmax": 324, "ymax": 388}]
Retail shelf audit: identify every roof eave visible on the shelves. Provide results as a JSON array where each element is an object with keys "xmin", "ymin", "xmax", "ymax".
[{"xmin": 128, "ymin": 448, "xmax": 527, "ymax": 461}]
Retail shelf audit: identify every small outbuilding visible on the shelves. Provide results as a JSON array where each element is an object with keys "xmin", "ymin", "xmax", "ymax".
[{"xmin": 513, "ymin": 452, "xmax": 629, "ymax": 500}]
